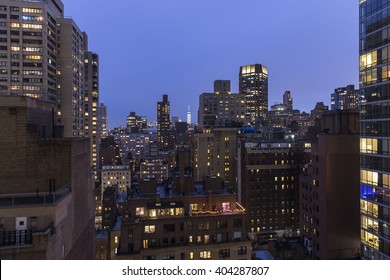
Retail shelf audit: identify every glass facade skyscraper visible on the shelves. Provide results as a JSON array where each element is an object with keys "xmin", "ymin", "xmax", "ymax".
[
  {"xmin": 239, "ymin": 64, "xmax": 268, "ymax": 127},
  {"xmin": 359, "ymin": 0, "xmax": 390, "ymax": 260}
]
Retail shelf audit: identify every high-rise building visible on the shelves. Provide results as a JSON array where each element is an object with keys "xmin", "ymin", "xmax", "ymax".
[
  {"xmin": 126, "ymin": 112, "xmax": 147, "ymax": 134},
  {"xmin": 198, "ymin": 80, "xmax": 245, "ymax": 129},
  {"xmin": 84, "ymin": 43, "xmax": 100, "ymax": 179},
  {"xmin": 57, "ymin": 18, "xmax": 85, "ymax": 137},
  {"xmin": 283, "ymin": 90, "xmax": 293, "ymax": 110},
  {"xmin": 239, "ymin": 64, "xmax": 269, "ymax": 127},
  {"xmin": 300, "ymin": 110, "xmax": 360, "ymax": 259},
  {"xmin": 0, "ymin": 0, "xmax": 64, "ymax": 102},
  {"xmin": 187, "ymin": 105, "xmax": 191, "ymax": 125},
  {"xmin": 157, "ymin": 94, "xmax": 170, "ymax": 151},
  {"xmin": 359, "ymin": 0, "xmax": 390, "ymax": 260},
  {"xmin": 98, "ymin": 102, "xmax": 109, "ymax": 138},
  {"xmin": 140, "ymin": 157, "xmax": 168, "ymax": 183},
  {"xmin": 194, "ymin": 127, "xmax": 240, "ymax": 189},
  {"xmin": 268, "ymin": 103, "xmax": 292, "ymax": 129},
  {"xmin": 0, "ymin": 0, "xmax": 98, "ymax": 139},
  {"xmin": 331, "ymin": 84, "xmax": 359, "ymax": 110},
  {"xmin": 237, "ymin": 137, "xmax": 306, "ymax": 240}
]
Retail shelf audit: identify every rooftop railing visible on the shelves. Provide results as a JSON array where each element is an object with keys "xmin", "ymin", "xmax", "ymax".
[{"xmin": 0, "ymin": 185, "xmax": 70, "ymax": 208}]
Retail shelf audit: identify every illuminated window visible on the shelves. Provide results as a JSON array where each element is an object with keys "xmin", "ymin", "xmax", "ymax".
[
  {"xmin": 22, "ymin": 8, "xmax": 43, "ymax": 14},
  {"xmin": 204, "ymin": 235, "xmax": 209, "ymax": 244},
  {"xmin": 360, "ymin": 50, "xmax": 377, "ymax": 69},
  {"xmin": 360, "ymin": 199, "xmax": 378, "ymax": 217},
  {"xmin": 22, "ymin": 15, "xmax": 43, "ymax": 21},
  {"xmin": 383, "ymin": 174, "xmax": 390, "ymax": 189},
  {"xmin": 360, "ymin": 138, "xmax": 378, "ymax": 154},
  {"xmin": 222, "ymin": 202, "xmax": 231, "ymax": 212},
  {"xmin": 199, "ymin": 250, "xmax": 211, "ymax": 259},
  {"xmin": 22, "ymin": 23, "xmax": 42, "ymax": 29},
  {"xmin": 189, "ymin": 236, "xmax": 193, "ymax": 243},
  {"xmin": 144, "ymin": 225, "xmax": 155, "ymax": 233},
  {"xmin": 143, "ymin": 239, "xmax": 149, "ymax": 249},
  {"xmin": 361, "ymin": 230, "xmax": 379, "ymax": 250},
  {"xmin": 135, "ymin": 207, "xmax": 145, "ymax": 216},
  {"xmin": 189, "ymin": 252, "xmax": 194, "ymax": 260},
  {"xmin": 361, "ymin": 170, "xmax": 378, "ymax": 186}
]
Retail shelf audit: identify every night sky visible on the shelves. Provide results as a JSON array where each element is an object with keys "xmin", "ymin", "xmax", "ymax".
[{"xmin": 64, "ymin": 0, "xmax": 358, "ymax": 128}]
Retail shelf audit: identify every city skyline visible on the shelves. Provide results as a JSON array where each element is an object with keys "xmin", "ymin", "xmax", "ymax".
[{"xmin": 63, "ymin": 0, "xmax": 358, "ymax": 127}]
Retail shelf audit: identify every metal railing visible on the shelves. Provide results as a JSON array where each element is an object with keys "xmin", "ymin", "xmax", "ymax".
[
  {"xmin": 0, "ymin": 230, "xmax": 33, "ymax": 248},
  {"xmin": 0, "ymin": 185, "xmax": 70, "ymax": 208}
]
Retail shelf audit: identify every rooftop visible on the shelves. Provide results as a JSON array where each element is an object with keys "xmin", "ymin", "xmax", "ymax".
[{"xmin": 0, "ymin": 185, "xmax": 70, "ymax": 208}]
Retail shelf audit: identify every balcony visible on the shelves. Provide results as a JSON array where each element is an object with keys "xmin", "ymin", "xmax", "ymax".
[{"xmin": 0, "ymin": 230, "xmax": 32, "ymax": 248}]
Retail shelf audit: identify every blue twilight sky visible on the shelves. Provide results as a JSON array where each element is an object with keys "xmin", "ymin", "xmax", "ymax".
[{"xmin": 64, "ymin": 0, "xmax": 358, "ymax": 128}]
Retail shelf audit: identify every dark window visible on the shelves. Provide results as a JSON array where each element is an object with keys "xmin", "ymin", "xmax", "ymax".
[
  {"xmin": 219, "ymin": 249, "xmax": 230, "ymax": 258},
  {"xmin": 234, "ymin": 219, "xmax": 242, "ymax": 227},
  {"xmin": 238, "ymin": 246, "xmax": 247, "ymax": 255},
  {"xmin": 217, "ymin": 220, "xmax": 227, "ymax": 229},
  {"xmin": 163, "ymin": 224, "xmax": 175, "ymax": 233}
]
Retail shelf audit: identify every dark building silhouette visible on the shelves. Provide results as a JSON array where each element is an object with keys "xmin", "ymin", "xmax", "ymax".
[
  {"xmin": 157, "ymin": 95, "xmax": 171, "ymax": 151},
  {"xmin": 300, "ymin": 110, "xmax": 360, "ymax": 259},
  {"xmin": 0, "ymin": 96, "xmax": 95, "ymax": 259}
]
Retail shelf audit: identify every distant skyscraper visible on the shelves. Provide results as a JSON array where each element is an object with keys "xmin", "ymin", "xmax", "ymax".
[
  {"xmin": 239, "ymin": 64, "xmax": 268, "ymax": 127},
  {"xmin": 98, "ymin": 102, "xmax": 108, "ymax": 138},
  {"xmin": 187, "ymin": 105, "xmax": 191, "ymax": 125},
  {"xmin": 157, "ymin": 94, "xmax": 170, "ymax": 150},
  {"xmin": 330, "ymin": 84, "xmax": 359, "ymax": 110},
  {"xmin": 126, "ymin": 112, "xmax": 147, "ymax": 133},
  {"xmin": 283, "ymin": 90, "xmax": 293, "ymax": 110},
  {"xmin": 359, "ymin": 0, "xmax": 390, "ymax": 260},
  {"xmin": 198, "ymin": 80, "xmax": 245, "ymax": 129},
  {"xmin": 308, "ymin": 102, "xmax": 329, "ymax": 127}
]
